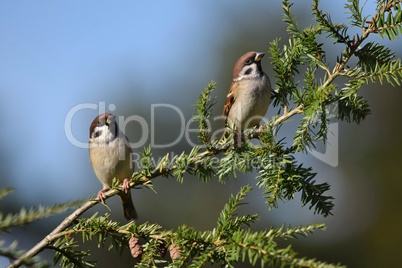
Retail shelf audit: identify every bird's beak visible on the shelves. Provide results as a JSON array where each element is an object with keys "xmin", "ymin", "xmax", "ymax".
[
  {"xmin": 254, "ymin": 52, "xmax": 265, "ymax": 62},
  {"xmin": 106, "ymin": 115, "xmax": 115, "ymax": 125}
]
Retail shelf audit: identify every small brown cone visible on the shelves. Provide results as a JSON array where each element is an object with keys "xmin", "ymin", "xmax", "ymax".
[
  {"xmin": 129, "ymin": 235, "xmax": 143, "ymax": 259},
  {"xmin": 169, "ymin": 242, "xmax": 181, "ymax": 261}
]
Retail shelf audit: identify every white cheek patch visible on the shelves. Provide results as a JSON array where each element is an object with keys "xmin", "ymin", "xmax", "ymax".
[
  {"xmin": 240, "ymin": 64, "xmax": 257, "ymax": 77},
  {"xmin": 92, "ymin": 125, "xmax": 115, "ymax": 145}
]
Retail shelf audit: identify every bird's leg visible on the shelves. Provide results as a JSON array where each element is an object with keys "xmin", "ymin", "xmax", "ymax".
[{"xmin": 258, "ymin": 124, "xmax": 265, "ymax": 132}]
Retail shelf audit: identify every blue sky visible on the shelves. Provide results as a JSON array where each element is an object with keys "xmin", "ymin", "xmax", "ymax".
[{"xmin": 0, "ymin": 0, "xmax": 287, "ymax": 201}]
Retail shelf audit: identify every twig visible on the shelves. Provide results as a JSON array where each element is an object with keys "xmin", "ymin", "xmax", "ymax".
[
  {"xmin": 271, "ymin": 105, "xmax": 303, "ymax": 126},
  {"xmin": 7, "ymin": 192, "xmax": 115, "ymax": 267}
]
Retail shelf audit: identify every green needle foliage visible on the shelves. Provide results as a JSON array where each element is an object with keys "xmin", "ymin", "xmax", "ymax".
[
  {"xmin": 2, "ymin": 0, "xmax": 401, "ymax": 267},
  {"xmin": 0, "ymin": 189, "xmax": 81, "ymax": 267}
]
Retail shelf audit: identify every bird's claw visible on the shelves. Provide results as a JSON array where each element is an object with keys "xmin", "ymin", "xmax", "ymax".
[
  {"xmin": 97, "ymin": 189, "xmax": 107, "ymax": 204},
  {"xmin": 122, "ymin": 178, "xmax": 130, "ymax": 194}
]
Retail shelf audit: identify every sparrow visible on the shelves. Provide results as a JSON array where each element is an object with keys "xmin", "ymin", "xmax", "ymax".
[
  {"xmin": 89, "ymin": 113, "xmax": 138, "ymax": 220},
  {"xmin": 221, "ymin": 51, "xmax": 271, "ymax": 141}
]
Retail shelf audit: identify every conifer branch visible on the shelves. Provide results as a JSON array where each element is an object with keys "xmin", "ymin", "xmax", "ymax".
[{"xmin": 6, "ymin": 199, "xmax": 99, "ymax": 268}]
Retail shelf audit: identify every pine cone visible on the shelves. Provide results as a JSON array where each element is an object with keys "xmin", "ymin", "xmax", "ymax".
[
  {"xmin": 169, "ymin": 242, "xmax": 181, "ymax": 261},
  {"xmin": 129, "ymin": 235, "xmax": 143, "ymax": 259}
]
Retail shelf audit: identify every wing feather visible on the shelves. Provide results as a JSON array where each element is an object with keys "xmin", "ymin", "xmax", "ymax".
[{"xmin": 222, "ymin": 83, "xmax": 237, "ymax": 124}]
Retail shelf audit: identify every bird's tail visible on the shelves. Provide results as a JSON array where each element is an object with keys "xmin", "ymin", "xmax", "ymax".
[{"xmin": 119, "ymin": 191, "xmax": 138, "ymax": 220}]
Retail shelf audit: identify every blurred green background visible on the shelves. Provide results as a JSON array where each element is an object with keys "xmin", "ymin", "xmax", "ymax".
[{"xmin": 0, "ymin": 1, "xmax": 401, "ymax": 267}]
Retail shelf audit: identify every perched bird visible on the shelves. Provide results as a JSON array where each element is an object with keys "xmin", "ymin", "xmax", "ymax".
[
  {"xmin": 221, "ymin": 51, "xmax": 271, "ymax": 141},
  {"xmin": 89, "ymin": 113, "xmax": 138, "ymax": 220}
]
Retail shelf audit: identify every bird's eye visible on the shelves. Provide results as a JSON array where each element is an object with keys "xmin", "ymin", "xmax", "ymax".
[
  {"xmin": 245, "ymin": 58, "xmax": 252, "ymax": 64},
  {"xmin": 97, "ymin": 120, "xmax": 102, "ymax": 125}
]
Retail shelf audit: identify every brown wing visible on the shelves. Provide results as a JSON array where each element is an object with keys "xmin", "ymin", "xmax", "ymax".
[{"xmin": 222, "ymin": 83, "xmax": 237, "ymax": 124}]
